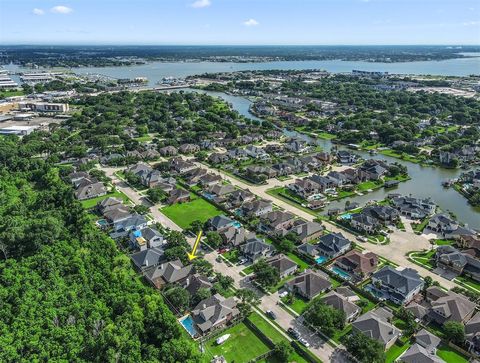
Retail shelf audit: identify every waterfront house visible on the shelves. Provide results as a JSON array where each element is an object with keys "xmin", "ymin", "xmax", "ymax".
[{"xmin": 350, "ymin": 213, "xmax": 382, "ymax": 234}]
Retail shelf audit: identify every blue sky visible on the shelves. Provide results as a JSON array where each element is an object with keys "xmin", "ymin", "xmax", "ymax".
[{"xmin": 0, "ymin": 0, "xmax": 479, "ymax": 45}]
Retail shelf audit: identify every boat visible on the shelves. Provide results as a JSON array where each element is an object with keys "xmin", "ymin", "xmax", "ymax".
[{"xmin": 216, "ymin": 334, "xmax": 231, "ymax": 345}]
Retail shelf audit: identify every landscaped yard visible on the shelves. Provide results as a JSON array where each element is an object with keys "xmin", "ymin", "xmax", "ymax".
[
  {"xmin": 411, "ymin": 218, "xmax": 429, "ymax": 233},
  {"xmin": 385, "ymin": 341, "xmax": 411, "ymax": 363},
  {"xmin": 379, "ymin": 149, "xmax": 423, "ymax": 164},
  {"xmin": 161, "ymin": 194, "xmax": 222, "ymax": 229},
  {"xmin": 80, "ymin": 190, "xmax": 131, "ymax": 209},
  {"xmin": 222, "ymin": 249, "xmax": 240, "ymax": 263},
  {"xmin": 409, "ymin": 250, "xmax": 436, "ymax": 269},
  {"xmin": 436, "ymin": 344, "xmax": 469, "ymax": 363},
  {"xmin": 203, "ymin": 322, "xmax": 270, "ymax": 362},
  {"xmin": 435, "ymin": 239, "xmax": 455, "ymax": 246},
  {"xmin": 455, "ymin": 275, "xmax": 480, "ymax": 292},
  {"xmin": 356, "ymin": 180, "xmax": 382, "ymax": 192}
]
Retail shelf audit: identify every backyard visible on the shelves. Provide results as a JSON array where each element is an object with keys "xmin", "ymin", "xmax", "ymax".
[
  {"xmin": 161, "ymin": 194, "xmax": 222, "ymax": 229},
  {"xmin": 436, "ymin": 344, "xmax": 469, "ymax": 363},
  {"xmin": 80, "ymin": 190, "xmax": 131, "ymax": 209}
]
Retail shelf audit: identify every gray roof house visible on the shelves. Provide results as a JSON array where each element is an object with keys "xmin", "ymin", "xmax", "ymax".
[
  {"xmin": 240, "ymin": 238, "xmax": 275, "ymax": 262},
  {"xmin": 207, "ymin": 215, "xmax": 236, "ymax": 232},
  {"xmin": 321, "ymin": 291, "xmax": 361, "ymax": 322},
  {"xmin": 266, "ymin": 254, "xmax": 298, "ymax": 279},
  {"xmin": 465, "ymin": 313, "xmax": 480, "ymax": 355},
  {"xmin": 427, "ymin": 213, "xmax": 476, "ymax": 238},
  {"xmin": 285, "ymin": 269, "xmax": 332, "ymax": 300},
  {"xmin": 130, "ymin": 247, "xmax": 165, "ymax": 272},
  {"xmin": 103, "ymin": 205, "xmax": 132, "ymax": 224},
  {"xmin": 191, "ymin": 294, "xmax": 240, "ymax": 335},
  {"xmin": 415, "ymin": 328, "xmax": 441, "ymax": 351},
  {"xmin": 297, "ymin": 243, "xmax": 320, "ymax": 258},
  {"xmin": 111, "ymin": 214, "xmax": 148, "ymax": 237},
  {"xmin": 185, "ymin": 273, "xmax": 213, "ymax": 296},
  {"xmin": 351, "ymin": 309, "xmax": 401, "ymax": 349},
  {"xmin": 74, "ymin": 180, "xmax": 107, "ymax": 200},
  {"xmin": 219, "ymin": 226, "xmax": 253, "ymax": 247},
  {"xmin": 144, "ymin": 259, "xmax": 193, "ymax": 289},
  {"xmin": 316, "ymin": 232, "xmax": 351, "ymax": 259},
  {"xmin": 425, "ymin": 287, "xmax": 476, "ymax": 324},
  {"xmin": 371, "ymin": 266, "xmax": 424, "ymax": 305},
  {"xmin": 97, "ymin": 196, "xmax": 123, "ymax": 214},
  {"xmin": 259, "ymin": 211, "xmax": 296, "ymax": 236},
  {"xmin": 399, "ymin": 343, "xmax": 445, "ymax": 363},
  {"xmin": 129, "ymin": 227, "xmax": 164, "ymax": 250},
  {"xmin": 241, "ymin": 199, "xmax": 273, "ymax": 217},
  {"xmin": 289, "ymin": 220, "xmax": 324, "ymax": 243}
]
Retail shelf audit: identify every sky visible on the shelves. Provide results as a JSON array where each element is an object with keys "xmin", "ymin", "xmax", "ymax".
[{"xmin": 0, "ymin": 0, "xmax": 479, "ymax": 45}]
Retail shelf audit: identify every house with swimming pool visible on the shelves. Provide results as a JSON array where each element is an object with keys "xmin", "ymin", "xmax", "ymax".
[
  {"xmin": 190, "ymin": 294, "xmax": 240, "ymax": 336},
  {"xmin": 334, "ymin": 250, "xmax": 378, "ymax": 281}
]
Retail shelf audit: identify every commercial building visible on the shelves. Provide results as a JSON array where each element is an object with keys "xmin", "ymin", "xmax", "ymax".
[{"xmin": 18, "ymin": 102, "xmax": 69, "ymax": 113}]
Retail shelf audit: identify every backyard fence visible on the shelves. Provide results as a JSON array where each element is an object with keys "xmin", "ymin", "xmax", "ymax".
[{"xmin": 197, "ymin": 316, "xmax": 243, "ymax": 344}]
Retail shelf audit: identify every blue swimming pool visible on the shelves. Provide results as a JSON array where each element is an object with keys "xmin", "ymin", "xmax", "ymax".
[
  {"xmin": 339, "ymin": 213, "xmax": 352, "ymax": 220},
  {"xmin": 203, "ymin": 192, "xmax": 215, "ymax": 200},
  {"xmin": 96, "ymin": 219, "xmax": 108, "ymax": 227},
  {"xmin": 179, "ymin": 315, "xmax": 198, "ymax": 338},
  {"xmin": 330, "ymin": 266, "xmax": 351, "ymax": 280},
  {"xmin": 232, "ymin": 221, "xmax": 242, "ymax": 228},
  {"xmin": 316, "ymin": 256, "xmax": 327, "ymax": 264}
]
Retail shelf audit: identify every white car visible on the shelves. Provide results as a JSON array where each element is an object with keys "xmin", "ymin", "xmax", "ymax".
[
  {"xmin": 279, "ymin": 291, "xmax": 289, "ymax": 298},
  {"xmin": 299, "ymin": 338, "xmax": 310, "ymax": 348}
]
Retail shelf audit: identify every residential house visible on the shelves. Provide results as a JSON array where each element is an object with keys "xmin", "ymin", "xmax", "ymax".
[
  {"xmin": 285, "ymin": 269, "xmax": 332, "ymax": 300},
  {"xmin": 371, "ymin": 266, "xmax": 424, "ymax": 305},
  {"xmin": 219, "ymin": 226, "xmax": 253, "ymax": 247},
  {"xmin": 286, "ymin": 140, "xmax": 309, "ymax": 153},
  {"xmin": 335, "ymin": 250, "xmax": 378, "ymax": 280},
  {"xmin": 415, "ymin": 328, "xmax": 441, "ymax": 352},
  {"xmin": 351, "ymin": 308, "xmax": 401, "ymax": 349},
  {"xmin": 337, "ymin": 150, "xmax": 358, "ymax": 164},
  {"xmin": 170, "ymin": 157, "xmax": 197, "ymax": 174},
  {"xmin": 207, "ymin": 215, "xmax": 236, "ymax": 232},
  {"xmin": 241, "ymin": 199, "xmax": 273, "ymax": 217},
  {"xmin": 74, "ymin": 179, "xmax": 107, "ymax": 200},
  {"xmin": 425, "ymin": 286, "xmax": 476, "ymax": 325},
  {"xmin": 97, "ymin": 196, "xmax": 123, "ymax": 214},
  {"xmin": 465, "ymin": 313, "xmax": 480, "ymax": 355},
  {"xmin": 259, "ymin": 211, "xmax": 296, "ymax": 236},
  {"xmin": 316, "ymin": 232, "xmax": 351, "ymax": 259},
  {"xmin": 244, "ymin": 145, "xmax": 270, "ymax": 160},
  {"xmin": 297, "ymin": 243, "xmax": 320, "ymax": 259},
  {"xmin": 144, "ymin": 259, "xmax": 193, "ymax": 289},
  {"xmin": 240, "ymin": 238, "xmax": 275, "ymax": 262},
  {"xmin": 185, "ymin": 273, "xmax": 213, "ymax": 296},
  {"xmin": 362, "ymin": 205, "xmax": 400, "ymax": 224},
  {"xmin": 206, "ymin": 184, "xmax": 236, "ymax": 198},
  {"xmin": 191, "ymin": 294, "xmax": 240, "ymax": 335},
  {"xmin": 198, "ymin": 173, "xmax": 223, "ymax": 187},
  {"xmin": 167, "ymin": 188, "xmax": 190, "ymax": 205},
  {"xmin": 399, "ymin": 343, "xmax": 445, "ymax": 363},
  {"xmin": 288, "ymin": 220, "xmax": 324, "ymax": 244},
  {"xmin": 359, "ymin": 159, "xmax": 389, "ymax": 180},
  {"xmin": 427, "ymin": 213, "xmax": 476, "ymax": 238},
  {"xmin": 208, "ymin": 152, "xmax": 230, "ymax": 165},
  {"xmin": 179, "ymin": 143, "xmax": 200, "ymax": 154},
  {"xmin": 228, "ymin": 189, "xmax": 255, "ymax": 208},
  {"xmin": 130, "ymin": 247, "xmax": 165, "ymax": 272},
  {"xmin": 350, "ymin": 212, "xmax": 382, "ymax": 234},
  {"xmin": 103, "ymin": 205, "xmax": 132, "ymax": 225},
  {"xmin": 245, "ymin": 165, "xmax": 277, "ymax": 179},
  {"xmin": 129, "ymin": 227, "xmax": 164, "ymax": 250},
  {"xmin": 390, "ymin": 195, "xmax": 436, "ymax": 220},
  {"xmin": 112, "ymin": 214, "xmax": 148, "ymax": 234},
  {"xmin": 321, "ymin": 291, "xmax": 361, "ymax": 322},
  {"xmin": 288, "ymin": 178, "xmax": 322, "ymax": 200},
  {"xmin": 266, "ymin": 254, "xmax": 298, "ymax": 279},
  {"xmin": 159, "ymin": 145, "xmax": 178, "ymax": 157},
  {"xmin": 183, "ymin": 168, "xmax": 208, "ymax": 187}
]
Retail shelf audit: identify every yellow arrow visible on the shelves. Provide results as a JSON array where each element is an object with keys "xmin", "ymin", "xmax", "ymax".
[{"xmin": 187, "ymin": 230, "xmax": 203, "ymax": 261}]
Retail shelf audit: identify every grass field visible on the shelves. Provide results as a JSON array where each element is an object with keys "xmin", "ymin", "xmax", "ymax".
[
  {"xmin": 436, "ymin": 345, "xmax": 469, "ymax": 363},
  {"xmin": 385, "ymin": 341, "xmax": 411, "ymax": 363},
  {"xmin": 409, "ymin": 250, "xmax": 436, "ymax": 269},
  {"xmin": 161, "ymin": 194, "xmax": 222, "ymax": 229},
  {"xmin": 379, "ymin": 149, "xmax": 423, "ymax": 164},
  {"xmin": 202, "ymin": 321, "xmax": 270, "ymax": 362},
  {"xmin": 80, "ymin": 190, "xmax": 131, "ymax": 209},
  {"xmin": 455, "ymin": 275, "xmax": 480, "ymax": 292}
]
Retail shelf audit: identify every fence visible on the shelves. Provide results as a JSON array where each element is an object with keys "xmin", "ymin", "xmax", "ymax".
[{"xmin": 197, "ymin": 316, "xmax": 243, "ymax": 343}]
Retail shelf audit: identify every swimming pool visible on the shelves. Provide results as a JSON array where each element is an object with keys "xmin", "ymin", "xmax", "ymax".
[
  {"xmin": 316, "ymin": 256, "xmax": 328, "ymax": 264},
  {"xmin": 232, "ymin": 221, "xmax": 242, "ymax": 228},
  {"xmin": 203, "ymin": 192, "xmax": 215, "ymax": 200},
  {"xmin": 339, "ymin": 213, "xmax": 352, "ymax": 220},
  {"xmin": 179, "ymin": 315, "xmax": 198, "ymax": 338},
  {"xmin": 330, "ymin": 266, "xmax": 351, "ymax": 280},
  {"xmin": 96, "ymin": 219, "xmax": 108, "ymax": 227}
]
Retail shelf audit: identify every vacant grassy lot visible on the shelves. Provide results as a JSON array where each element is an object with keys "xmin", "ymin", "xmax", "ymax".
[
  {"xmin": 161, "ymin": 194, "xmax": 222, "ymax": 229},
  {"xmin": 203, "ymin": 321, "xmax": 270, "ymax": 362},
  {"xmin": 80, "ymin": 190, "xmax": 131, "ymax": 209}
]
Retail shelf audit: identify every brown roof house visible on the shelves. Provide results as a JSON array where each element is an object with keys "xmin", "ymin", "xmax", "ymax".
[
  {"xmin": 266, "ymin": 254, "xmax": 298, "ymax": 279},
  {"xmin": 259, "ymin": 210, "xmax": 296, "ymax": 236},
  {"xmin": 321, "ymin": 291, "xmax": 361, "ymax": 322},
  {"xmin": 335, "ymin": 250, "xmax": 378, "ymax": 280},
  {"xmin": 191, "ymin": 294, "xmax": 240, "ymax": 335}
]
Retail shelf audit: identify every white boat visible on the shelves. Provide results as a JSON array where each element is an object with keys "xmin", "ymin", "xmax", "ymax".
[{"xmin": 216, "ymin": 334, "xmax": 231, "ymax": 345}]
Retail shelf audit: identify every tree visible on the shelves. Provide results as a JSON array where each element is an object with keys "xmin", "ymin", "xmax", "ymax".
[
  {"xmin": 274, "ymin": 341, "xmax": 293, "ymax": 362},
  {"xmin": 192, "ymin": 288, "xmax": 211, "ymax": 306},
  {"xmin": 252, "ymin": 259, "xmax": 280, "ymax": 288},
  {"xmin": 215, "ymin": 275, "xmax": 234, "ymax": 291},
  {"xmin": 444, "ymin": 321, "xmax": 465, "ymax": 345},
  {"xmin": 192, "ymin": 258, "xmax": 213, "ymax": 276},
  {"xmin": 189, "ymin": 220, "xmax": 204, "ymax": 234},
  {"xmin": 133, "ymin": 205, "xmax": 150, "ymax": 215},
  {"xmin": 235, "ymin": 288, "xmax": 260, "ymax": 316},
  {"xmin": 194, "ymin": 150, "xmax": 208, "ymax": 161},
  {"xmin": 344, "ymin": 333, "xmax": 385, "ymax": 363},
  {"xmin": 147, "ymin": 187, "xmax": 167, "ymax": 203},
  {"xmin": 277, "ymin": 237, "xmax": 295, "ymax": 253},
  {"xmin": 205, "ymin": 231, "xmax": 222, "ymax": 249},
  {"xmin": 303, "ymin": 300, "xmax": 345, "ymax": 335},
  {"xmin": 164, "ymin": 286, "xmax": 190, "ymax": 314}
]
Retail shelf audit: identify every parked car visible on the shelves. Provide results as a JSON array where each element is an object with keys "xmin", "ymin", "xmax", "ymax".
[
  {"xmin": 216, "ymin": 256, "xmax": 223, "ymax": 263},
  {"xmin": 266, "ymin": 310, "xmax": 277, "ymax": 320},
  {"xmin": 238, "ymin": 257, "xmax": 248, "ymax": 265},
  {"xmin": 287, "ymin": 328, "xmax": 300, "ymax": 339},
  {"xmin": 299, "ymin": 338, "xmax": 310, "ymax": 348},
  {"xmin": 279, "ymin": 291, "xmax": 289, "ymax": 298},
  {"xmin": 356, "ymin": 235, "xmax": 368, "ymax": 242}
]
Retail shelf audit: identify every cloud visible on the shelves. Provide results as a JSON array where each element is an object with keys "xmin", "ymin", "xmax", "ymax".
[
  {"xmin": 462, "ymin": 21, "xmax": 480, "ymax": 26},
  {"xmin": 32, "ymin": 8, "xmax": 45, "ymax": 15},
  {"xmin": 190, "ymin": 0, "xmax": 211, "ymax": 8},
  {"xmin": 50, "ymin": 5, "xmax": 73, "ymax": 14},
  {"xmin": 243, "ymin": 18, "xmax": 259, "ymax": 27}
]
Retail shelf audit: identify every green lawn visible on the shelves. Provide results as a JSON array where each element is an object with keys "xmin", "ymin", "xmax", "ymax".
[
  {"xmin": 356, "ymin": 180, "xmax": 382, "ymax": 192},
  {"xmin": 435, "ymin": 239, "xmax": 455, "ymax": 246},
  {"xmin": 455, "ymin": 275, "xmax": 480, "ymax": 292},
  {"xmin": 222, "ymin": 249, "xmax": 240, "ymax": 263},
  {"xmin": 0, "ymin": 89, "xmax": 24, "ymax": 98},
  {"xmin": 161, "ymin": 194, "xmax": 222, "ymax": 229},
  {"xmin": 385, "ymin": 341, "xmax": 411, "ymax": 363},
  {"xmin": 436, "ymin": 345, "xmax": 469, "ymax": 363},
  {"xmin": 285, "ymin": 252, "xmax": 310, "ymax": 272},
  {"xmin": 134, "ymin": 135, "xmax": 153, "ymax": 142},
  {"xmin": 202, "ymin": 322, "xmax": 270, "ymax": 362},
  {"xmin": 80, "ymin": 190, "xmax": 131, "ymax": 209},
  {"xmin": 330, "ymin": 325, "xmax": 352, "ymax": 344},
  {"xmin": 411, "ymin": 218, "xmax": 429, "ymax": 233},
  {"xmin": 317, "ymin": 132, "xmax": 337, "ymax": 140},
  {"xmin": 379, "ymin": 149, "xmax": 423, "ymax": 164},
  {"xmin": 409, "ymin": 250, "xmax": 436, "ymax": 269},
  {"xmin": 243, "ymin": 265, "xmax": 255, "ymax": 275}
]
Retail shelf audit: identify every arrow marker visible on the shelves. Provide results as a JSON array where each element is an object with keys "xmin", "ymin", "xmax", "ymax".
[{"xmin": 187, "ymin": 230, "xmax": 203, "ymax": 261}]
